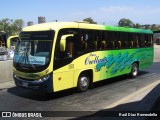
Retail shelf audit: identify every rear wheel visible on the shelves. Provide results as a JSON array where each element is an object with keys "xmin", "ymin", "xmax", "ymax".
[
  {"xmin": 130, "ymin": 63, "xmax": 139, "ymax": 78},
  {"xmin": 77, "ymin": 74, "xmax": 90, "ymax": 92}
]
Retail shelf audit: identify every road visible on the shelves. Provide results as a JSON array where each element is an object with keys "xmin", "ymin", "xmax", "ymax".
[{"xmin": 0, "ymin": 64, "xmax": 160, "ymax": 118}]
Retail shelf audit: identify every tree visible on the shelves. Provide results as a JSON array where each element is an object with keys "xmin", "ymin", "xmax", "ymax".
[
  {"xmin": 151, "ymin": 24, "xmax": 157, "ymax": 30},
  {"xmin": 11, "ymin": 19, "xmax": 24, "ymax": 35},
  {"xmin": 0, "ymin": 18, "xmax": 24, "ymax": 35},
  {"xmin": 134, "ymin": 23, "xmax": 141, "ymax": 28},
  {"xmin": 0, "ymin": 18, "xmax": 11, "ymax": 31},
  {"xmin": 118, "ymin": 18, "xmax": 134, "ymax": 27},
  {"xmin": 83, "ymin": 17, "xmax": 97, "ymax": 24},
  {"xmin": 14, "ymin": 19, "xmax": 24, "ymax": 31}
]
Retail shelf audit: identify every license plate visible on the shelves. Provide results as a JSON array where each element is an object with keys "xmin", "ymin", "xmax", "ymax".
[{"xmin": 21, "ymin": 82, "xmax": 28, "ymax": 87}]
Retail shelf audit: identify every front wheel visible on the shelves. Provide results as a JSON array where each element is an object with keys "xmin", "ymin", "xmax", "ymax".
[
  {"xmin": 77, "ymin": 74, "xmax": 90, "ymax": 92},
  {"xmin": 130, "ymin": 63, "xmax": 139, "ymax": 78}
]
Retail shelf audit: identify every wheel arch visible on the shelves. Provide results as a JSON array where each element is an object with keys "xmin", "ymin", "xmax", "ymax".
[
  {"xmin": 74, "ymin": 69, "xmax": 93, "ymax": 88},
  {"xmin": 132, "ymin": 61, "xmax": 139, "ymax": 68}
]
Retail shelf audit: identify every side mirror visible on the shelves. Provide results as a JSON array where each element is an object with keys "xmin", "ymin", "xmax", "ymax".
[{"xmin": 60, "ymin": 34, "xmax": 74, "ymax": 51}]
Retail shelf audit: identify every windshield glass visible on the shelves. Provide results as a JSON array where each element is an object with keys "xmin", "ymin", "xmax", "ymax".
[{"xmin": 13, "ymin": 31, "xmax": 54, "ymax": 72}]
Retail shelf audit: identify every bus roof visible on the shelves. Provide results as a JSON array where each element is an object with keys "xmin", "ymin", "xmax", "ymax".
[
  {"xmin": 22, "ymin": 22, "xmax": 153, "ymax": 34},
  {"xmin": 7, "ymin": 35, "xmax": 19, "ymax": 39}
]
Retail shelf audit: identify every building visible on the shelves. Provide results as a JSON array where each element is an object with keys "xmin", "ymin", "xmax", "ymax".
[
  {"xmin": 27, "ymin": 21, "xmax": 33, "ymax": 26},
  {"xmin": 38, "ymin": 16, "xmax": 45, "ymax": 24}
]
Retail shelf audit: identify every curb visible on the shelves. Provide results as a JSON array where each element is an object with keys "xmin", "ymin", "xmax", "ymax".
[{"xmin": 0, "ymin": 81, "xmax": 15, "ymax": 90}]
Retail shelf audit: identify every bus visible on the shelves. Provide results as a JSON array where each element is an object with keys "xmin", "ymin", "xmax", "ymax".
[
  {"xmin": 13, "ymin": 22, "xmax": 154, "ymax": 93},
  {"xmin": 0, "ymin": 31, "xmax": 19, "ymax": 49},
  {"xmin": 0, "ymin": 33, "xmax": 19, "ymax": 60}
]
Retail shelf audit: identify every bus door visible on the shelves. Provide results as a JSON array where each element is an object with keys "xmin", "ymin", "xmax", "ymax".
[{"xmin": 53, "ymin": 29, "xmax": 78, "ymax": 91}]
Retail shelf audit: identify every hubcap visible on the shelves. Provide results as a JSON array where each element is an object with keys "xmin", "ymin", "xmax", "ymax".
[
  {"xmin": 133, "ymin": 66, "xmax": 138, "ymax": 76},
  {"xmin": 80, "ymin": 77, "xmax": 88, "ymax": 89}
]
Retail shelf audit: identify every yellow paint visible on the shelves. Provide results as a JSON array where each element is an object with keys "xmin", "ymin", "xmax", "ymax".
[
  {"xmin": 53, "ymin": 52, "xmax": 98, "ymax": 91},
  {"xmin": 53, "ymin": 69, "xmax": 74, "ymax": 92},
  {"xmin": 7, "ymin": 35, "xmax": 19, "ymax": 48}
]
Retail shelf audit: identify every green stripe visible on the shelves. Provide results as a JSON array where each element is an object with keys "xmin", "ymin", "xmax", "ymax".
[{"xmin": 104, "ymin": 26, "xmax": 153, "ymax": 34}]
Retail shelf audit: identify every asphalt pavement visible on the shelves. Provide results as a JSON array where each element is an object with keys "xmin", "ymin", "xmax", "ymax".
[{"xmin": 0, "ymin": 77, "xmax": 160, "ymax": 120}]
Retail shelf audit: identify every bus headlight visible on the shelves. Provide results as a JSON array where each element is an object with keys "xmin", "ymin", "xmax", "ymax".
[{"xmin": 38, "ymin": 75, "xmax": 50, "ymax": 82}]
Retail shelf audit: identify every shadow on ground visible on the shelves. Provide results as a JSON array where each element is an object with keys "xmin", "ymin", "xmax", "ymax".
[
  {"xmin": 69, "ymin": 84, "xmax": 160, "ymax": 120},
  {"xmin": 7, "ymin": 71, "xmax": 149, "ymax": 101}
]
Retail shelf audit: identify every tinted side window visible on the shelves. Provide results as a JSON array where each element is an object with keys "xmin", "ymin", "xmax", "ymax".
[
  {"xmin": 139, "ymin": 34, "xmax": 146, "ymax": 47},
  {"xmin": 121, "ymin": 32, "xmax": 129, "ymax": 48},
  {"xmin": 104, "ymin": 31, "xmax": 116, "ymax": 49},
  {"xmin": 78, "ymin": 29, "xmax": 101, "ymax": 53},
  {"xmin": 133, "ymin": 34, "xmax": 139, "ymax": 48},
  {"xmin": 145, "ymin": 34, "xmax": 153, "ymax": 47}
]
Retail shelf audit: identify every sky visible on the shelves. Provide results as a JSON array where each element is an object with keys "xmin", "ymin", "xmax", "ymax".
[{"xmin": 1, "ymin": 0, "xmax": 160, "ymax": 26}]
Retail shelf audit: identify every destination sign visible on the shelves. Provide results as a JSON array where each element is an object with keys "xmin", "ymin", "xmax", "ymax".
[{"xmin": 20, "ymin": 31, "xmax": 54, "ymax": 40}]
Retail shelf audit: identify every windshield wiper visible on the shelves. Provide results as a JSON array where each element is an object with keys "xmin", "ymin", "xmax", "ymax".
[{"xmin": 15, "ymin": 52, "xmax": 25, "ymax": 67}]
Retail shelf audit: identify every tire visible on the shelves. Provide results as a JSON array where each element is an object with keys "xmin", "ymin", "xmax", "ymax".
[
  {"xmin": 130, "ymin": 63, "xmax": 139, "ymax": 78},
  {"xmin": 77, "ymin": 74, "xmax": 90, "ymax": 92}
]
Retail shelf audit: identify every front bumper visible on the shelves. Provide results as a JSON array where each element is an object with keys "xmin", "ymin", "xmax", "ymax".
[{"xmin": 14, "ymin": 73, "xmax": 53, "ymax": 93}]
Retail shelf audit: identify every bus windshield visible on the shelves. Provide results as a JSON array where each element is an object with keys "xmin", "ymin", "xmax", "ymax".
[{"xmin": 13, "ymin": 31, "xmax": 54, "ymax": 72}]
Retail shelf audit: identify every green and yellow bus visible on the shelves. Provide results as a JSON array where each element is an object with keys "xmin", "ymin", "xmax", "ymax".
[
  {"xmin": 13, "ymin": 22, "xmax": 153, "ymax": 92},
  {"xmin": 7, "ymin": 35, "xmax": 19, "ymax": 49},
  {"xmin": 0, "ymin": 31, "xmax": 19, "ymax": 49}
]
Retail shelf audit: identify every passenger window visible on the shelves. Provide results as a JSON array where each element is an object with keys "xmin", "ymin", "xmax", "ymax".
[
  {"xmin": 101, "ymin": 31, "xmax": 107, "ymax": 49},
  {"xmin": 93, "ymin": 31, "xmax": 101, "ymax": 50},
  {"xmin": 133, "ymin": 34, "xmax": 139, "ymax": 48},
  {"xmin": 80, "ymin": 33, "xmax": 88, "ymax": 51},
  {"xmin": 129, "ymin": 41, "xmax": 134, "ymax": 48},
  {"xmin": 105, "ymin": 31, "xmax": 115, "ymax": 49},
  {"xmin": 117, "ymin": 40, "xmax": 121, "ymax": 48},
  {"xmin": 145, "ymin": 34, "xmax": 152, "ymax": 47},
  {"xmin": 139, "ymin": 34, "xmax": 146, "ymax": 47},
  {"xmin": 78, "ymin": 30, "xmax": 101, "ymax": 53},
  {"xmin": 121, "ymin": 32, "xmax": 129, "ymax": 48}
]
